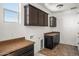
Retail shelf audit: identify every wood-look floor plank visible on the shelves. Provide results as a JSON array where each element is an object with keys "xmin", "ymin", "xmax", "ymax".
[{"xmin": 39, "ymin": 44, "xmax": 79, "ymax": 56}]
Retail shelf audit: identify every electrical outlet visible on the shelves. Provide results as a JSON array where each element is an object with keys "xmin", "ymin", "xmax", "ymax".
[
  {"xmin": 30, "ymin": 35, "xmax": 34, "ymax": 39},
  {"xmin": 78, "ymin": 43, "xmax": 79, "ymax": 45}
]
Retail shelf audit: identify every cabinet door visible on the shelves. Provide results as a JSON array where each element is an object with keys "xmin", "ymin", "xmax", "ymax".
[
  {"xmin": 29, "ymin": 5, "xmax": 38, "ymax": 26},
  {"xmin": 53, "ymin": 17, "xmax": 56, "ymax": 27},
  {"xmin": 38, "ymin": 10, "xmax": 44, "ymax": 26},
  {"xmin": 53, "ymin": 35, "xmax": 59, "ymax": 47},
  {"xmin": 44, "ymin": 13, "xmax": 48, "ymax": 26},
  {"xmin": 44, "ymin": 36, "xmax": 53, "ymax": 49},
  {"xmin": 50, "ymin": 17, "xmax": 56, "ymax": 27}
]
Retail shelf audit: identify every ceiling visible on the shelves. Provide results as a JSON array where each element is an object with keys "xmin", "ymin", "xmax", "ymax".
[{"xmin": 42, "ymin": 3, "xmax": 79, "ymax": 12}]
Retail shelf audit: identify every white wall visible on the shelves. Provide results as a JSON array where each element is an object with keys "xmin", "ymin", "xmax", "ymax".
[
  {"xmin": 0, "ymin": 4, "xmax": 26, "ymax": 41},
  {"xmin": 52, "ymin": 9, "xmax": 79, "ymax": 46},
  {"xmin": 0, "ymin": 7, "xmax": 3, "ymax": 24}
]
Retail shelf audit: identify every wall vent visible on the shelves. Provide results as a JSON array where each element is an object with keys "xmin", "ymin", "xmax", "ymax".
[{"xmin": 40, "ymin": 39, "xmax": 43, "ymax": 49}]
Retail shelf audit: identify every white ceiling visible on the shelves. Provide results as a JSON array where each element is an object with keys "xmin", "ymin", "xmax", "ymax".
[{"xmin": 44, "ymin": 3, "xmax": 79, "ymax": 12}]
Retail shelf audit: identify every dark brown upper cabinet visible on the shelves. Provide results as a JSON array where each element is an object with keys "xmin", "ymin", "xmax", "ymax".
[
  {"xmin": 50, "ymin": 16, "xmax": 56, "ymax": 27},
  {"xmin": 24, "ymin": 4, "xmax": 48, "ymax": 26},
  {"xmin": 29, "ymin": 5, "xmax": 38, "ymax": 26},
  {"xmin": 44, "ymin": 13, "xmax": 48, "ymax": 26},
  {"xmin": 24, "ymin": 4, "xmax": 38, "ymax": 26},
  {"xmin": 38, "ymin": 10, "xmax": 44, "ymax": 26}
]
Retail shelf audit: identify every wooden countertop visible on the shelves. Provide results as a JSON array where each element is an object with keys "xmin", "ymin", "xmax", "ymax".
[
  {"xmin": 0, "ymin": 37, "xmax": 34, "ymax": 56},
  {"xmin": 44, "ymin": 32, "xmax": 59, "ymax": 36},
  {"xmin": 45, "ymin": 33, "xmax": 58, "ymax": 36}
]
